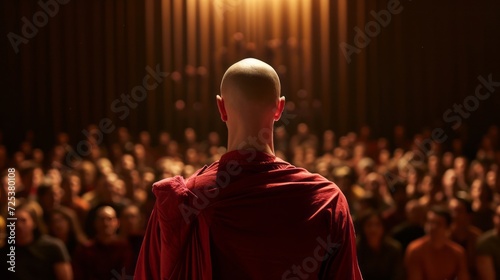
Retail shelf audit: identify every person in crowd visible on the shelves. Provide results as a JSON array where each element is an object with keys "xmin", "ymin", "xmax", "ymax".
[
  {"xmin": 391, "ymin": 199, "xmax": 426, "ymax": 252},
  {"xmin": 418, "ymin": 175, "xmax": 441, "ymax": 208},
  {"xmin": 119, "ymin": 203, "xmax": 145, "ymax": 273},
  {"xmin": 454, "ymin": 157, "xmax": 469, "ymax": 190},
  {"xmin": 61, "ymin": 172, "xmax": 90, "ymax": 226},
  {"xmin": 48, "ymin": 206, "xmax": 90, "ymax": 257},
  {"xmin": 405, "ymin": 206, "xmax": 469, "ymax": 280},
  {"xmin": 79, "ymin": 160, "xmax": 98, "ymax": 193},
  {"xmin": 37, "ymin": 178, "xmax": 65, "ymax": 224},
  {"xmin": 5, "ymin": 201, "xmax": 72, "ymax": 280},
  {"xmin": 383, "ymin": 180, "xmax": 409, "ymax": 232},
  {"xmin": 449, "ymin": 197, "xmax": 482, "ymax": 278},
  {"xmin": 18, "ymin": 161, "xmax": 44, "ymax": 199},
  {"xmin": 471, "ymin": 179, "xmax": 496, "ymax": 232},
  {"xmin": 73, "ymin": 205, "xmax": 133, "ymax": 280},
  {"xmin": 356, "ymin": 210, "xmax": 404, "ymax": 280},
  {"xmin": 476, "ymin": 204, "xmax": 500, "ymax": 280}
]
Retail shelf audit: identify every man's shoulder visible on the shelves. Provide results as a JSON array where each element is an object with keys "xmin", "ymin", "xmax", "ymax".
[
  {"xmin": 477, "ymin": 229, "xmax": 499, "ymax": 245},
  {"xmin": 445, "ymin": 240, "xmax": 466, "ymax": 255},
  {"xmin": 36, "ymin": 234, "xmax": 65, "ymax": 248},
  {"xmin": 406, "ymin": 236, "xmax": 429, "ymax": 253}
]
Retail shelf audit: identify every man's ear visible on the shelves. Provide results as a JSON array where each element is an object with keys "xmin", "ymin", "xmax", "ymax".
[
  {"xmin": 216, "ymin": 95, "xmax": 227, "ymax": 122},
  {"xmin": 273, "ymin": 96, "xmax": 286, "ymax": 121}
]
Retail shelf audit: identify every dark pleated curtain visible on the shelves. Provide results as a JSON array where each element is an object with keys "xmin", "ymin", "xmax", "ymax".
[{"xmin": 1, "ymin": 0, "xmax": 500, "ymax": 152}]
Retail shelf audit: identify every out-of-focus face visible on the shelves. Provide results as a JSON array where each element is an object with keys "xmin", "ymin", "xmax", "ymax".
[
  {"xmin": 33, "ymin": 149, "xmax": 44, "ymax": 164},
  {"xmin": 425, "ymin": 211, "xmax": 448, "ymax": 238},
  {"xmin": 121, "ymin": 154, "xmax": 135, "ymax": 171},
  {"xmin": 95, "ymin": 206, "xmax": 119, "ymax": 237},
  {"xmin": 442, "ymin": 153, "xmax": 454, "ymax": 169},
  {"xmin": 449, "ymin": 199, "xmax": 468, "ymax": 223},
  {"xmin": 32, "ymin": 168, "xmax": 44, "ymax": 187},
  {"xmin": 39, "ymin": 186, "xmax": 59, "ymax": 208},
  {"xmin": 378, "ymin": 150, "xmax": 390, "ymax": 165},
  {"xmin": 120, "ymin": 206, "xmax": 141, "ymax": 234},
  {"xmin": 47, "ymin": 169, "xmax": 62, "ymax": 186},
  {"xmin": 323, "ymin": 130, "xmax": 334, "ymax": 142},
  {"xmin": 50, "ymin": 212, "xmax": 70, "ymax": 239},
  {"xmin": 185, "ymin": 148, "xmax": 198, "ymax": 165},
  {"xmin": 494, "ymin": 205, "xmax": 500, "ymax": 232},
  {"xmin": 69, "ymin": 175, "xmax": 81, "ymax": 196},
  {"xmin": 408, "ymin": 169, "xmax": 417, "ymax": 185},
  {"xmin": 353, "ymin": 144, "xmax": 365, "ymax": 158},
  {"xmin": 184, "ymin": 128, "xmax": 196, "ymax": 143},
  {"xmin": 208, "ymin": 131, "xmax": 220, "ymax": 145},
  {"xmin": 428, "ymin": 156, "xmax": 439, "ymax": 173},
  {"xmin": 159, "ymin": 132, "xmax": 170, "ymax": 145},
  {"xmin": 297, "ymin": 123, "xmax": 308, "ymax": 135},
  {"xmin": 365, "ymin": 174, "xmax": 381, "ymax": 193},
  {"xmin": 454, "ymin": 158, "xmax": 466, "ymax": 175},
  {"xmin": 420, "ymin": 176, "xmax": 434, "ymax": 195},
  {"xmin": 118, "ymin": 127, "xmax": 130, "ymax": 142},
  {"xmin": 139, "ymin": 131, "xmax": 150, "ymax": 146},
  {"xmin": 442, "ymin": 169, "xmax": 457, "ymax": 188},
  {"xmin": 16, "ymin": 209, "xmax": 35, "ymax": 240},
  {"xmin": 486, "ymin": 171, "xmax": 497, "ymax": 188},
  {"xmin": 363, "ymin": 215, "xmax": 384, "ymax": 242},
  {"xmin": 470, "ymin": 179, "xmax": 482, "ymax": 200},
  {"xmin": 472, "ymin": 163, "xmax": 485, "ymax": 179},
  {"xmin": 134, "ymin": 144, "xmax": 146, "ymax": 160},
  {"xmin": 81, "ymin": 162, "xmax": 96, "ymax": 185}
]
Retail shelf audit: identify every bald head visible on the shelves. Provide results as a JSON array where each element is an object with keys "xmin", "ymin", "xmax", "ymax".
[
  {"xmin": 217, "ymin": 58, "xmax": 285, "ymax": 153},
  {"xmin": 220, "ymin": 58, "xmax": 281, "ymax": 108}
]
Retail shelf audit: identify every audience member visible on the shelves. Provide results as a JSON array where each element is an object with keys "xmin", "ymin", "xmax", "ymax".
[
  {"xmin": 476, "ymin": 204, "xmax": 500, "ymax": 280},
  {"xmin": 356, "ymin": 210, "xmax": 404, "ymax": 280},
  {"xmin": 73, "ymin": 205, "xmax": 133, "ymax": 280},
  {"xmin": 405, "ymin": 206, "xmax": 469, "ymax": 280}
]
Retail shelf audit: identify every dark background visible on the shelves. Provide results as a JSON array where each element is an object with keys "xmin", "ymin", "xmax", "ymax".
[{"xmin": 1, "ymin": 0, "xmax": 499, "ymax": 156}]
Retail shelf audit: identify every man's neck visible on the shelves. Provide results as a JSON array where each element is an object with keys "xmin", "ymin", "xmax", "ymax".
[
  {"xmin": 429, "ymin": 235, "xmax": 447, "ymax": 249},
  {"xmin": 226, "ymin": 125, "xmax": 275, "ymax": 155}
]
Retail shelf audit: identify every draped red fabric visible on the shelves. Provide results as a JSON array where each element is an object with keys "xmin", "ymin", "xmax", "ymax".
[{"xmin": 134, "ymin": 150, "xmax": 362, "ymax": 279}]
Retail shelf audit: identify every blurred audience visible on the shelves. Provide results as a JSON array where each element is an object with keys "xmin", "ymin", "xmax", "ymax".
[{"xmin": 0, "ymin": 123, "xmax": 498, "ymax": 279}]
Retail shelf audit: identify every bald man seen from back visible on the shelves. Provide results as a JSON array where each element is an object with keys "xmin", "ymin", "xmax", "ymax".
[{"xmin": 134, "ymin": 58, "xmax": 363, "ymax": 280}]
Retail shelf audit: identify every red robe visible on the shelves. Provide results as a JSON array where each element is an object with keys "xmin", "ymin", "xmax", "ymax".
[{"xmin": 134, "ymin": 150, "xmax": 362, "ymax": 279}]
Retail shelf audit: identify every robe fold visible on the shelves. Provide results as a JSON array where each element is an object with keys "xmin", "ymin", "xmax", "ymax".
[{"xmin": 135, "ymin": 150, "xmax": 362, "ymax": 279}]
